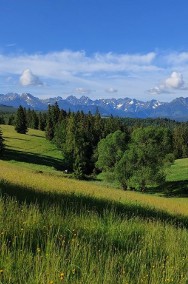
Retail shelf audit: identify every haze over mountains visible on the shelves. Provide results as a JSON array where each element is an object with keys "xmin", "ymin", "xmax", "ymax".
[{"xmin": 0, "ymin": 93, "xmax": 188, "ymax": 121}]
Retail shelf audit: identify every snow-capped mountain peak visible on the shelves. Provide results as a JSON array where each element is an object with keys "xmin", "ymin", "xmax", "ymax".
[{"xmin": 0, "ymin": 93, "xmax": 188, "ymax": 120}]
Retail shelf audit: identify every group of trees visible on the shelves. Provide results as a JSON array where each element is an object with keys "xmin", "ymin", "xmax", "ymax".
[
  {"xmin": 6, "ymin": 106, "xmax": 48, "ymax": 134},
  {"xmin": 1, "ymin": 102, "xmax": 188, "ymax": 190},
  {"xmin": 97, "ymin": 127, "xmax": 174, "ymax": 190},
  {"xmin": 45, "ymin": 103, "xmax": 127, "ymax": 179},
  {"xmin": 4, "ymin": 106, "xmax": 47, "ymax": 133},
  {"xmin": 43, "ymin": 103, "xmax": 188, "ymax": 189}
]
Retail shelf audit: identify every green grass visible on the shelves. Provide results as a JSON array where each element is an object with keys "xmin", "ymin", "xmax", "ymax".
[
  {"xmin": 0, "ymin": 125, "xmax": 188, "ymax": 283},
  {"xmin": 166, "ymin": 158, "xmax": 188, "ymax": 181},
  {"xmin": 1, "ymin": 124, "xmax": 65, "ymax": 174},
  {"xmin": 0, "ymin": 195, "xmax": 188, "ymax": 284}
]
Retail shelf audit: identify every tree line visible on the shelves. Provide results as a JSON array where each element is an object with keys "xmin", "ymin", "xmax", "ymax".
[{"xmin": 1, "ymin": 104, "xmax": 188, "ymax": 190}]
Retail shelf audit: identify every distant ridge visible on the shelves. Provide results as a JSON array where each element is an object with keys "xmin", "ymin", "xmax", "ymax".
[{"xmin": 0, "ymin": 93, "xmax": 188, "ymax": 121}]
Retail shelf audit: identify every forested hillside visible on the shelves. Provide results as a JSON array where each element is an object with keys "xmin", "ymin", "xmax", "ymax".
[{"xmin": 1, "ymin": 103, "xmax": 188, "ymax": 191}]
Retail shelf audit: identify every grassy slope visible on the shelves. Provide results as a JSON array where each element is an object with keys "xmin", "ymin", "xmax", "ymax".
[
  {"xmin": 0, "ymin": 125, "xmax": 188, "ymax": 283},
  {"xmin": 1, "ymin": 124, "xmax": 64, "ymax": 174},
  {"xmin": 0, "ymin": 125, "xmax": 187, "ymax": 217},
  {"xmin": 167, "ymin": 158, "xmax": 188, "ymax": 181}
]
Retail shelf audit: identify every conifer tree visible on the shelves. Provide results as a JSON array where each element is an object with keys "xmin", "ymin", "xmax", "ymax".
[
  {"xmin": 38, "ymin": 112, "xmax": 47, "ymax": 131},
  {"xmin": 0, "ymin": 115, "xmax": 5, "ymax": 124},
  {"xmin": 8, "ymin": 114, "xmax": 15, "ymax": 125},
  {"xmin": 15, "ymin": 105, "xmax": 28, "ymax": 134},
  {"xmin": 31, "ymin": 110, "xmax": 39, "ymax": 129},
  {"xmin": 51, "ymin": 102, "xmax": 60, "ymax": 125},
  {"xmin": 46, "ymin": 105, "xmax": 54, "ymax": 140},
  {"xmin": 0, "ymin": 128, "xmax": 5, "ymax": 157}
]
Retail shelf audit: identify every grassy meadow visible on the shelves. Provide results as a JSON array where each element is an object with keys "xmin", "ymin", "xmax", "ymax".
[{"xmin": 0, "ymin": 125, "xmax": 188, "ymax": 283}]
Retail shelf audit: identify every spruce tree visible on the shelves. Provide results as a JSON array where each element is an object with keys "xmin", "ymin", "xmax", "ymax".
[
  {"xmin": 38, "ymin": 112, "xmax": 47, "ymax": 131},
  {"xmin": 8, "ymin": 114, "xmax": 15, "ymax": 125},
  {"xmin": 15, "ymin": 105, "xmax": 28, "ymax": 134},
  {"xmin": 0, "ymin": 128, "xmax": 5, "ymax": 157},
  {"xmin": 46, "ymin": 105, "xmax": 54, "ymax": 140}
]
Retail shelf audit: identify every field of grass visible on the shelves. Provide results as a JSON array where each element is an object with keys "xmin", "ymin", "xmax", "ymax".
[
  {"xmin": 166, "ymin": 158, "xmax": 188, "ymax": 181},
  {"xmin": 0, "ymin": 125, "xmax": 188, "ymax": 283},
  {"xmin": 1, "ymin": 125, "xmax": 65, "ymax": 174}
]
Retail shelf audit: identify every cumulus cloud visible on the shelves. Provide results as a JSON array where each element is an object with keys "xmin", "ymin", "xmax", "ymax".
[
  {"xmin": 165, "ymin": 72, "xmax": 185, "ymax": 89},
  {"xmin": 105, "ymin": 87, "xmax": 118, "ymax": 93},
  {"xmin": 19, "ymin": 69, "xmax": 43, "ymax": 86},
  {"xmin": 148, "ymin": 72, "xmax": 187, "ymax": 95}
]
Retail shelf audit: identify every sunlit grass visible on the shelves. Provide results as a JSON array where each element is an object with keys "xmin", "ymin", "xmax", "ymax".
[
  {"xmin": 1, "ymin": 125, "xmax": 61, "ymax": 157},
  {"xmin": 166, "ymin": 158, "xmax": 188, "ymax": 181},
  {"xmin": 0, "ymin": 196, "xmax": 188, "ymax": 284},
  {"xmin": 0, "ymin": 160, "xmax": 187, "ymax": 218},
  {"xmin": 0, "ymin": 124, "xmax": 188, "ymax": 283},
  {"xmin": 0, "ymin": 124, "xmax": 64, "ymax": 174}
]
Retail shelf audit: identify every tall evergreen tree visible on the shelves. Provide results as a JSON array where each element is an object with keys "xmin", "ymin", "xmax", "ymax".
[
  {"xmin": 15, "ymin": 105, "xmax": 28, "ymax": 134},
  {"xmin": 8, "ymin": 114, "xmax": 15, "ymax": 125},
  {"xmin": 46, "ymin": 103, "xmax": 61, "ymax": 140},
  {"xmin": 31, "ymin": 110, "xmax": 39, "ymax": 129},
  {"xmin": 51, "ymin": 102, "xmax": 60, "ymax": 125},
  {"xmin": 38, "ymin": 112, "xmax": 47, "ymax": 131},
  {"xmin": 173, "ymin": 125, "xmax": 188, "ymax": 158},
  {"xmin": 46, "ymin": 105, "xmax": 54, "ymax": 140},
  {"xmin": 0, "ymin": 115, "xmax": 5, "ymax": 124},
  {"xmin": 0, "ymin": 128, "xmax": 5, "ymax": 157}
]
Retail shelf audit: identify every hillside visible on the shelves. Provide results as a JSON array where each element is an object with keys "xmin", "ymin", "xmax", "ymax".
[
  {"xmin": 0, "ymin": 104, "xmax": 16, "ymax": 113},
  {"xmin": 0, "ymin": 125, "xmax": 188, "ymax": 283},
  {"xmin": 1, "ymin": 125, "xmax": 188, "ymax": 212}
]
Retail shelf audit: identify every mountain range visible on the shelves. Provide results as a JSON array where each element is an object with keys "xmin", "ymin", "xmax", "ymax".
[{"xmin": 0, "ymin": 93, "xmax": 188, "ymax": 121}]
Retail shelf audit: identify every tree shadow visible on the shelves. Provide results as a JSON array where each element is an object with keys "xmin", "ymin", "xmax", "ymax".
[
  {"xmin": 0, "ymin": 179, "xmax": 188, "ymax": 229},
  {"xmin": 146, "ymin": 180, "xmax": 188, "ymax": 197},
  {"xmin": 29, "ymin": 134, "xmax": 45, "ymax": 138},
  {"xmin": 2, "ymin": 148, "xmax": 64, "ymax": 171},
  {"xmin": 4, "ymin": 137, "xmax": 27, "ymax": 141}
]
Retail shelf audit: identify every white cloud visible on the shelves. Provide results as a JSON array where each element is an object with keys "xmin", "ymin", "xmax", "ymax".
[
  {"xmin": 19, "ymin": 69, "xmax": 43, "ymax": 86},
  {"xmin": 74, "ymin": 87, "xmax": 92, "ymax": 95},
  {"xmin": 105, "ymin": 87, "xmax": 118, "ymax": 93},
  {"xmin": 165, "ymin": 72, "xmax": 185, "ymax": 89},
  {"xmin": 1, "ymin": 49, "xmax": 188, "ymax": 101},
  {"xmin": 0, "ymin": 50, "xmax": 158, "ymax": 80},
  {"xmin": 148, "ymin": 72, "xmax": 187, "ymax": 95},
  {"xmin": 166, "ymin": 52, "xmax": 188, "ymax": 65}
]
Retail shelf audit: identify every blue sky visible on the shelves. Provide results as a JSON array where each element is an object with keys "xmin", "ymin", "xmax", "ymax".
[{"xmin": 1, "ymin": 0, "xmax": 188, "ymax": 101}]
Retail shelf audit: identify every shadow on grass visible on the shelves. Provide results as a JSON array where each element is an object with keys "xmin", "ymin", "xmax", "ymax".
[
  {"xmin": 0, "ymin": 179, "xmax": 188, "ymax": 229},
  {"xmin": 4, "ymin": 137, "xmax": 28, "ymax": 141},
  {"xmin": 2, "ymin": 148, "xmax": 64, "ymax": 171},
  {"xmin": 146, "ymin": 180, "xmax": 188, "ymax": 197},
  {"xmin": 29, "ymin": 134, "xmax": 45, "ymax": 138}
]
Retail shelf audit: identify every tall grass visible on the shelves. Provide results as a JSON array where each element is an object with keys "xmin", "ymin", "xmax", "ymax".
[
  {"xmin": 0, "ymin": 160, "xmax": 188, "ymax": 218},
  {"xmin": 0, "ymin": 125, "xmax": 188, "ymax": 283},
  {"xmin": 0, "ymin": 195, "xmax": 188, "ymax": 284}
]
